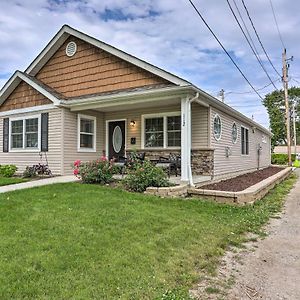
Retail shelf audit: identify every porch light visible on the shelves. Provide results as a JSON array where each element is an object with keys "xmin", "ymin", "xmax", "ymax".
[{"xmin": 130, "ymin": 120, "xmax": 136, "ymax": 127}]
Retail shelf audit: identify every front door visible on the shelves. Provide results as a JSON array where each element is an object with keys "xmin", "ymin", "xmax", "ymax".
[{"xmin": 108, "ymin": 120, "xmax": 126, "ymax": 161}]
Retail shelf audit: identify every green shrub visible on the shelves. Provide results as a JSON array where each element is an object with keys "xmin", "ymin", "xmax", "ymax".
[
  {"xmin": 123, "ymin": 160, "xmax": 171, "ymax": 193},
  {"xmin": 271, "ymin": 153, "xmax": 296, "ymax": 165},
  {"xmin": 73, "ymin": 158, "xmax": 115, "ymax": 184},
  {"xmin": 0, "ymin": 165, "xmax": 17, "ymax": 177}
]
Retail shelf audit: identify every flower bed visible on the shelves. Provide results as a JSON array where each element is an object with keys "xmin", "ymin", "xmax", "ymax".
[{"xmin": 200, "ymin": 166, "xmax": 283, "ymax": 192}]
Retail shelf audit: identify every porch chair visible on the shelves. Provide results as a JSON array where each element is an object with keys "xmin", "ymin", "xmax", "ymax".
[
  {"xmin": 114, "ymin": 152, "xmax": 146, "ymax": 177},
  {"xmin": 156, "ymin": 153, "xmax": 181, "ymax": 178}
]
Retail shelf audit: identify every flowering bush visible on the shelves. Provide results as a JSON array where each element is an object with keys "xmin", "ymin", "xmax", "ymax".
[
  {"xmin": 73, "ymin": 158, "xmax": 115, "ymax": 184},
  {"xmin": 123, "ymin": 160, "xmax": 171, "ymax": 192}
]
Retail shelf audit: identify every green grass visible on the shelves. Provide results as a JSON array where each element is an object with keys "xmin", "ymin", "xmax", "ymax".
[
  {"xmin": 0, "ymin": 175, "xmax": 296, "ymax": 300},
  {"xmin": 0, "ymin": 176, "xmax": 27, "ymax": 186}
]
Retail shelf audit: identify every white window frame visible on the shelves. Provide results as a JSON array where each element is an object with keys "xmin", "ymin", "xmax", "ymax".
[
  {"xmin": 213, "ymin": 113, "xmax": 222, "ymax": 141},
  {"xmin": 77, "ymin": 114, "xmax": 97, "ymax": 152},
  {"xmin": 141, "ymin": 111, "xmax": 181, "ymax": 149},
  {"xmin": 232, "ymin": 122, "xmax": 238, "ymax": 144},
  {"xmin": 9, "ymin": 114, "xmax": 41, "ymax": 152},
  {"xmin": 241, "ymin": 125, "xmax": 250, "ymax": 156}
]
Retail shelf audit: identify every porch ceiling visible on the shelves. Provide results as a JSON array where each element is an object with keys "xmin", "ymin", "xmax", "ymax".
[{"xmin": 93, "ymin": 97, "xmax": 181, "ymax": 112}]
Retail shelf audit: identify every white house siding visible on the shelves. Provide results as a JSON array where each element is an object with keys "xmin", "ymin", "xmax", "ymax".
[
  {"xmin": 210, "ymin": 107, "xmax": 271, "ymax": 177},
  {"xmin": 0, "ymin": 107, "xmax": 63, "ymax": 174},
  {"xmin": 62, "ymin": 108, "xmax": 105, "ymax": 175}
]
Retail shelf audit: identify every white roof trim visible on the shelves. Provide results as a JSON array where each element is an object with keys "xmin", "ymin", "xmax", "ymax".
[
  {"xmin": 0, "ymin": 71, "xmax": 61, "ymax": 106},
  {"xmin": 25, "ymin": 25, "xmax": 190, "ymax": 86},
  {"xmin": 192, "ymin": 86, "xmax": 272, "ymax": 136}
]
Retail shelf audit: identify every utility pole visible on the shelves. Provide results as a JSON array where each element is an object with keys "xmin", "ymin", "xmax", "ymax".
[
  {"xmin": 293, "ymin": 99, "xmax": 298, "ymax": 155},
  {"xmin": 282, "ymin": 49, "xmax": 292, "ymax": 166},
  {"xmin": 218, "ymin": 89, "xmax": 225, "ymax": 102}
]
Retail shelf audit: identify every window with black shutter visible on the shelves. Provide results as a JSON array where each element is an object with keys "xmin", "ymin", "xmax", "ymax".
[
  {"xmin": 41, "ymin": 113, "xmax": 49, "ymax": 152},
  {"xmin": 3, "ymin": 118, "xmax": 9, "ymax": 153}
]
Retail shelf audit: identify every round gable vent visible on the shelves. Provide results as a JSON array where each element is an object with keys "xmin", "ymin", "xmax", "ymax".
[{"xmin": 66, "ymin": 41, "xmax": 77, "ymax": 57}]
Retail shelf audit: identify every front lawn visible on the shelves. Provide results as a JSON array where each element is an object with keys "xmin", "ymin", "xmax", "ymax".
[
  {"xmin": 0, "ymin": 175, "xmax": 296, "ymax": 299},
  {"xmin": 0, "ymin": 177, "xmax": 27, "ymax": 187}
]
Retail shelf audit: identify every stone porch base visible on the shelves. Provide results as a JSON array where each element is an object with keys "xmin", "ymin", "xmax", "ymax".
[{"xmin": 127, "ymin": 148, "xmax": 214, "ymax": 176}]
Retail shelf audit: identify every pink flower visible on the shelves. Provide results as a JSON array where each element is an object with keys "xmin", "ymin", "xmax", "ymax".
[
  {"xmin": 74, "ymin": 160, "xmax": 81, "ymax": 167},
  {"xmin": 73, "ymin": 169, "xmax": 79, "ymax": 176}
]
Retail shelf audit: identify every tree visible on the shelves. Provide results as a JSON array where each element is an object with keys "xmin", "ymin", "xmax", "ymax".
[{"xmin": 262, "ymin": 87, "xmax": 300, "ymax": 151}]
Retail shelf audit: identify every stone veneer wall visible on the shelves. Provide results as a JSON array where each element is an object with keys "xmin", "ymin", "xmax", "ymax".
[
  {"xmin": 191, "ymin": 149, "xmax": 214, "ymax": 176},
  {"xmin": 126, "ymin": 149, "xmax": 214, "ymax": 176}
]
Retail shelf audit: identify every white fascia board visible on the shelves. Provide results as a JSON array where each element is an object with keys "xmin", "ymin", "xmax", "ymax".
[
  {"xmin": 25, "ymin": 27, "xmax": 69, "ymax": 75},
  {"xmin": 0, "ymin": 71, "xmax": 61, "ymax": 106},
  {"xmin": 192, "ymin": 86, "xmax": 272, "ymax": 136},
  {"xmin": 0, "ymin": 104, "xmax": 57, "ymax": 117},
  {"xmin": 26, "ymin": 25, "xmax": 190, "ymax": 86},
  {"xmin": 18, "ymin": 73, "xmax": 61, "ymax": 105},
  {"xmin": 62, "ymin": 85, "xmax": 193, "ymax": 111},
  {"xmin": 0, "ymin": 71, "xmax": 22, "ymax": 103}
]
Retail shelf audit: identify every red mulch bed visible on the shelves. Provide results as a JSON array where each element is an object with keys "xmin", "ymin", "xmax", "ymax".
[{"xmin": 200, "ymin": 166, "xmax": 284, "ymax": 192}]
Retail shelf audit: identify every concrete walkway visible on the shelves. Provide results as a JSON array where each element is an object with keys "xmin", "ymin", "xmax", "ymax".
[{"xmin": 0, "ymin": 176, "xmax": 79, "ymax": 194}]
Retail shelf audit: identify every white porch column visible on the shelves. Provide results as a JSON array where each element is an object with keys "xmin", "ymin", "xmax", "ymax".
[{"xmin": 181, "ymin": 97, "xmax": 191, "ymax": 184}]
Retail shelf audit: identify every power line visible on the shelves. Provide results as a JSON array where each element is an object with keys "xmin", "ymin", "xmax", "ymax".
[
  {"xmin": 226, "ymin": 79, "xmax": 280, "ymax": 95},
  {"xmin": 232, "ymin": 0, "xmax": 259, "ymax": 54},
  {"xmin": 269, "ymin": 0, "xmax": 286, "ymax": 49},
  {"xmin": 226, "ymin": 0, "xmax": 279, "ymax": 90},
  {"xmin": 230, "ymin": 104, "xmax": 263, "ymax": 108},
  {"xmin": 291, "ymin": 78, "xmax": 300, "ymax": 85},
  {"xmin": 187, "ymin": 0, "xmax": 264, "ymax": 101},
  {"xmin": 241, "ymin": 0, "xmax": 281, "ymax": 78}
]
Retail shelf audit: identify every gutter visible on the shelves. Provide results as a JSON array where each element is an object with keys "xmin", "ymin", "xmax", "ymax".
[
  {"xmin": 190, "ymin": 85, "xmax": 272, "ymax": 137},
  {"xmin": 60, "ymin": 85, "xmax": 193, "ymax": 108}
]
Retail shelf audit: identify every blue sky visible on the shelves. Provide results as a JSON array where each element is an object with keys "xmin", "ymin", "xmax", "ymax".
[{"xmin": 0, "ymin": 0, "xmax": 300, "ymax": 128}]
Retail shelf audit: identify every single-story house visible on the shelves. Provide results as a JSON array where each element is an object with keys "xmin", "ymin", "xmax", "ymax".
[{"xmin": 0, "ymin": 25, "xmax": 271, "ymax": 185}]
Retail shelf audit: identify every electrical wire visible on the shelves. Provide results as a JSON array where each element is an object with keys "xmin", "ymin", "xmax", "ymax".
[
  {"xmin": 269, "ymin": 0, "xmax": 286, "ymax": 49},
  {"xmin": 241, "ymin": 0, "xmax": 281, "ymax": 77},
  {"xmin": 232, "ymin": 0, "xmax": 259, "ymax": 54},
  {"xmin": 187, "ymin": 0, "xmax": 264, "ymax": 101},
  {"xmin": 230, "ymin": 104, "xmax": 263, "ymax": 108},
  {"xmin": 226, "ymin": 0, "xmax": 279, "ymax": 90},
  {"xmin": 291, "ymin": 78, "xmax": 300, "ymax": 85},
  {"xmin": 225, "ymin": 79, "xmax": 280, "ymax": 95}
]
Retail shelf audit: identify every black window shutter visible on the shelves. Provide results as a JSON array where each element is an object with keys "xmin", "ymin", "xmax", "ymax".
[
  {"xmin": 3, "ymin": 118, "xmax": 9, "ymax": 153},
  {"xmin": 41, "ymin": 113, "xmax": 49, "ymax": 152}
]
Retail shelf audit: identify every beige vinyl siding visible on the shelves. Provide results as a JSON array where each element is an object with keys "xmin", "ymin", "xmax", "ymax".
[
  {"xmin": 104, "ymin": 105, "xmax": 181, "ymax": 150},
  {"xmin": 62, "ymin": 109, "xmax": 105, "ymax": 175},
  {"xmin": 210, "ymin": 107, "xmax": 271, "ymax": 177},
  {"xmin": 191, "ymin": 103, "xmax": 209, "ymax": 148},
  {"xmin": 104, "ymin": 103, "xmax": 209, "ymax": 150},
  {"xmin": 0, "ymin": 108, "xmax": 63, "ymax": 174}
]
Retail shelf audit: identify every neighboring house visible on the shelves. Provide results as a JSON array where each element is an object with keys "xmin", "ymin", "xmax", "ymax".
[
  {"xmin": 274, "ymin": 145, "xmax": 299, "ymax": 154},
  {"xmin": 0, "ymin": 25, "xmax": 271, "ymax": 185}
]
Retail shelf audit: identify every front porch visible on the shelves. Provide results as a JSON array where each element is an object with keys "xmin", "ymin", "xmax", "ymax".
[{"xmin": 63, "ymin": 86, "xmax": 214, "ymax": 185}]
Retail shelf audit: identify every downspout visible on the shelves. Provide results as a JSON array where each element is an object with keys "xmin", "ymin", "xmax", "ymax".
[{"xmin": 187, "ymin": 92, "xmax": 199, "ymax": 187}]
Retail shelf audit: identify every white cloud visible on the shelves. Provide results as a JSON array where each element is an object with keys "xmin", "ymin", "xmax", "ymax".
[{"xmin": 0, "ymin": 0, "xmax": 299, "ymax": 128}]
